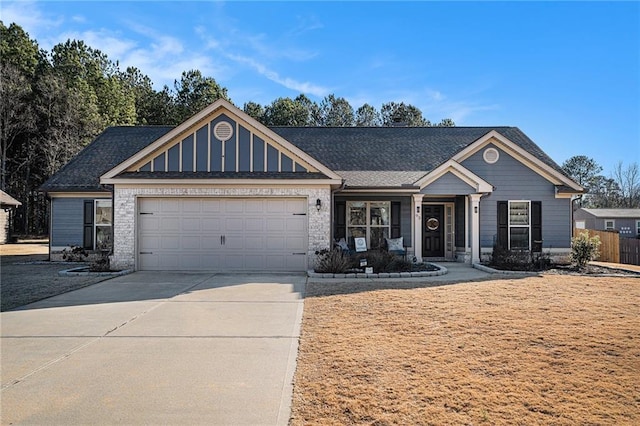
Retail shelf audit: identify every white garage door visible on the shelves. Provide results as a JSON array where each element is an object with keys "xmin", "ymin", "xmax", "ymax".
[{"xmin": 137, "ymin": 198, "xmax": 308, "ymax": 271}]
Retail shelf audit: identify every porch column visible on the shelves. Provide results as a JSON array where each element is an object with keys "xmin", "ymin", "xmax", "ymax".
[
  {"xmin": 413, "ymin": 194, "xmax": 424, "ymax": 262},
  {"xmin": 470, "ymin": 193, "xmax": 482, "ymax": 264}
]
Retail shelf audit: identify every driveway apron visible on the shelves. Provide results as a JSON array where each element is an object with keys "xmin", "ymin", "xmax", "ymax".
[{"xmin": 1, "ymin": 272, "xmax": 305, "ymax": 425}]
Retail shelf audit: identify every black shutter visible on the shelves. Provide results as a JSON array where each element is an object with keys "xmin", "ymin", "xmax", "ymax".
[
  {"xmin": 497, "ymin": 201, "xmax": 508, "ymax": 249},
  {"xmin": 532, "ymin": 201, "xmax": 542, "ymax": 252},
  {"xmin": 391, "ymin": 201, "xmax": 401, "ymax": 238},
  {"xmin": 334, "ymin": 200, "xmax": 346, "ymax": 241},
  {"xmin": 83, "ymin": 200, "xmax": 94, "ymax": 249}
]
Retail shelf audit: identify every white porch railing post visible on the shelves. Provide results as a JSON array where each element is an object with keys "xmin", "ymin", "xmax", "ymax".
[
  {"xmin": 470, "ymin": 193, "xmax": 482, "ymax": 264},
  {"xmin": 413, "ymin": 194, "xmax": 424, "ymax": 262}
]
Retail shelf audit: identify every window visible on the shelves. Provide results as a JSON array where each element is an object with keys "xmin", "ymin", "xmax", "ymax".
[
  {"xmin": 604, "ymin": 219, "xmax": 615, "ymax": 231},
  {"xmin": 636, "ymin": 220, "xmax": 640, "ymax": 236},
  {"xmin": 575, "ymin": 220, "xmax": 586, "ymax": 229},
  {"xmin": 497, "ymin": 200, "xmax": 541, "ymax": 252},
  {"xmin": 95, "ymin": 200, "xmax": 112, "ymax": 250},
  {"xmin": 509, "ymin": 201, "xmax": 530, "ymax": 249},
  {"xmin": 346, "ymin": 201, "xmax": 390, "ymax": 250}
]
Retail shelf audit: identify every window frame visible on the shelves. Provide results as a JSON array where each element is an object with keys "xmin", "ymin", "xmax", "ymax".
[
  {"xmin": 94, "ymin": 199, "xmax": 113, "ymax": 251},
  {"xmin": 346, "ymin": 201, "xmax": 391, "ymax": 250},
  {"xmin": 604, "ymin": 219, "xmax": 615, "ymax": 231},
  {"xmin": 508, "ymin": 200, "xmax": 531, "ymax": 250},
  {"xmin": 636, "ymin": 220, "xmax": 640, "ymax": 236}
]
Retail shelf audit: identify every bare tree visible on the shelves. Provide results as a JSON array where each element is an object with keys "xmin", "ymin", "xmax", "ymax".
[{"xmin": 612, "ymin": 161, "xmax": 640, "ymax": 208}]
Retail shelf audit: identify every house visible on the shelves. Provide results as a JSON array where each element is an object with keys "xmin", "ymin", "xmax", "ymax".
[
  {"xmin": 574, "ymin": 208, "xmax": 640, "ymax": 238},
  {"xmin": 40, "ymin": 99, "xmax": 583, "ymax": 271},
  {"xmin": 0, "ymin": 190, "xmax": 21, "ymax": 244}
]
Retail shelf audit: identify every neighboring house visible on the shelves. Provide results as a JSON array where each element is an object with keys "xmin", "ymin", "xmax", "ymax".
[
  {"xmin": 40, "ymin": 99, "xmax": 583, "ymax": 271},
  {"xmin": 0, "ymin": 190, "xmax": 21, "ymax": 244},
  {"xmin": 574, "ymin": 208, "xmax": 640, "ymax": 238}
]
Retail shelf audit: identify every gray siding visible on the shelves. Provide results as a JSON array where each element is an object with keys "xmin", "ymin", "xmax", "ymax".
[
  {"xmin": 335, "ymin": 195, "xmax": 412, "ymax": 245},
  {"xmin": 462, "ymin": 144, "xmax": 572, "ymax": 249},
  {"xmin": 455, "ymin": 196, "xmax": 466, "ymax": 247},
  {"xmin": 573, "ymin": 209, "xmax": 597, "ymax": 229},
  {"xmin": 421, "ymin": 172, "xmax": 475, "ymax": 195},
  {"xmin": 51, "ymin": 198, "xmax": 85, "ymax": 246}
]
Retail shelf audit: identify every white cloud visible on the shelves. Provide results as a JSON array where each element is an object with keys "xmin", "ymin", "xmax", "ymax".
[
  {"xmin": 0, "ymin": 1, "xmax": 62, "ymax": 39},
  {"xmin": 226, "ymin": 53, "xmax": 329, "ymax": 97}
]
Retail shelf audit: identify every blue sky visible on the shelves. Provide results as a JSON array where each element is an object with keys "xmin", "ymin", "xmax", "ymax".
[{"xmin": 2, "ymin": 1, "xmax": 638, "ymax": 175}]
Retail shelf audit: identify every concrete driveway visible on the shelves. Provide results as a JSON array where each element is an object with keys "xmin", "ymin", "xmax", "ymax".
[{"xmin": 1, "ymin": 272, "xmax": 306, "ymax": 425}]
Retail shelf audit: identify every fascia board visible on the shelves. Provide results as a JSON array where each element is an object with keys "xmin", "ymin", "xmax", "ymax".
[
  {"xmin": 102, "ymin": 178, "xmax": 342, "ymax": 187},
  {"xmin": 416, "ymin": 160, "xmax": 493, "ymax": 193},
  {"xmin": 47, "ymin": 192, "xmax": 112, "ymax": 198},
  {"xmin": 101, "ymin": 99, "xmax": 341, "ymax": 181},
  {"xmin": 453, "ymin": 130, "xmax": 583, "ymax": 191},
  {"xmin": 338, "ymin": 188, "xmax": 419, "ymax": 193}
]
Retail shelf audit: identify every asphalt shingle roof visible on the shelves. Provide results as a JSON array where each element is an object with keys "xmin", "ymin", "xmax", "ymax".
[
  {"xmin": 40, "ymin": 126, "xmax": 174, "ymax": 192},
  {"xmin": 40, "ymin": 124, "xmax": 570, "ymax": 191},
  {"xmin": 580, "ymin": 208, "xmax": 640, "ymax": 218},
  {"xmin": 271, "ymin": 126, "xmax": 565, "ymax": 174}
]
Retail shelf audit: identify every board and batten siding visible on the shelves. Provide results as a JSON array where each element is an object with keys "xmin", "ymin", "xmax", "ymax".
[
  {"xmin": 461, "ymin": 143, "xmax": 572, "ymax": 249},
  {"xmin": 51, "ymin": 198, "xmax": 85, "ymax": 247}
]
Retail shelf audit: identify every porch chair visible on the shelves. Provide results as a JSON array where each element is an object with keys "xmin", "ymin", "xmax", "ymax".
[{"xmin": 384, "ymin": 236, "xmax": 407, "ymax": 260}]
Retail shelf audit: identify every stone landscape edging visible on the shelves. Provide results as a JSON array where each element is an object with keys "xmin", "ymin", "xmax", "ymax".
[
  {"xmin": 58, "ymin": 266, "xmax": 133, "ymax": 277},
  {"xmin": 308, "ymin": 263, "xmax": 447, "ymax": 279},
  {"xmin": 473, "ymin": 263, "xmax": 540, "ymax": 275}
]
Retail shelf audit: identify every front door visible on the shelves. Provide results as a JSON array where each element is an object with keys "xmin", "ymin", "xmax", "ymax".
[{"xmin": 423, "ymin": 204, "xmax": 444, "ymax": 257}]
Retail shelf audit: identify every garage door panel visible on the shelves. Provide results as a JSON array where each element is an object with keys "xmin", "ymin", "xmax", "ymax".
[
  {"xmin": 138, "ymin": 197, "xmax": 307, "ymax": 271},
  {"xmin": 139, "ymin": 217, "xmax": 160, "ymax": 232},
  {"xmin": 181, "ymin": 218, "xmax": 201, "ymax": 231},
  {"xmin": 266, "ymin": 218, "xmax": 285, "ymax": 232},
  {"xmin": 161, "ymin": 217, "xmax": 180, "ymax": 229},
  {"xmin": 161, "ymin": 199, "xmax": 180, "ymax": 213},
  {"xmin": 160, "ymin": 236, "xmax": 180, "ymax": 250},
  {"xmin": 201, "ymin": 217, "xmax": 222, "ymax": 232},
  {"xmin": 225, "ymin": 217, "xmax": 244, "ymax": 232}
]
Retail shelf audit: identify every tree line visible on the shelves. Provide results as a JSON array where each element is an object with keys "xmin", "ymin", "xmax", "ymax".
[
  {"xmin": 1, "ymin": 22, "xmax": 455, "ymax": 236},
  {"xmin": 562, "ymin": 156, "xmax": 640, "ymax": 209}
]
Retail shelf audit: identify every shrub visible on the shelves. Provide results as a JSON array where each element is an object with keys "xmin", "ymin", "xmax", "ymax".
[
  {"xmin": 61, "ymin": 246, "xmax": 88, "ymax": 262},
  {"xmin": 90, "ymin": 253, "xmax": 111, "ymax": 272},
  {"xmin": 490, "ymin": 245, "xmax": 553, "ymax": 271},
  {"xmin": 314, "ymin": 248, "xmax": 352, "ymax": 273},
  {"xmin": 570, "ymin": 232, "xmax": 601, "ymax": 269}
]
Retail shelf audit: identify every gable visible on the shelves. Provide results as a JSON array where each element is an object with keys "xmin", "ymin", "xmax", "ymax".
[
  {"xmin": 421, "ymin": 171, "xmax": 476, "ymax": 195},
  {"xmin": 453, "ymin": 131, "xmax": 582, "ymax": 191},
  {"xmin": 101, "ymin": 99, "xmax": 341, "ymax": 183}
]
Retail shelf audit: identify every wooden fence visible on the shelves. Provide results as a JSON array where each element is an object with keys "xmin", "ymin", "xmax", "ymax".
[
  {"xmin": 620, "ymin": 237, "xmax": 640, "ymax": 266},
  {"xmin": 573, "ymin": 228, "xmax": 640, "ymax": 266},
  {"xmin": 573, "ymin": 228, "xmax": 619, "ymax": 263}
]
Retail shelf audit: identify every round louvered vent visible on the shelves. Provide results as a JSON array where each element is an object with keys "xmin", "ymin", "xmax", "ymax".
[
  {"xmin": 214, "ymin": 121, "xmax": 234, "ymax": 141},
  {"xmin": 483, "ymin": 147, "xmax": 499, "ymax": 164}
]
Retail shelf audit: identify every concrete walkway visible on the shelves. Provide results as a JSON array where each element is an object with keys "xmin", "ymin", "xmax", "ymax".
[{"xmin": 1, "ymin": 272, "xmax": 305, "ymax": 425}]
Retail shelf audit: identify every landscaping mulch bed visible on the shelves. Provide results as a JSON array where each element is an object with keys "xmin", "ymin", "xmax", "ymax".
[{"xmin": 292, "ymin": 275, "xmax": 640, "ymax": 425}]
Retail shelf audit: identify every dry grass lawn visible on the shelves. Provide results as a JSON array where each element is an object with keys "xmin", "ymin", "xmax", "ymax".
[{"xmin": 292, "ymin": 275, "xmax": 640, "ymax": 425}]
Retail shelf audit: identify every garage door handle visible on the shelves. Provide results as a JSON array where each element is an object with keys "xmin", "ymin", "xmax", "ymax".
[
  {"xmin": 221, "ymin": 235, "xmax": 226, "ymax": 245},
  {"xmin": 292, "ymin": 252, "xmax": 306, "ymax": 255},
  {"xmin": 140, "ymin": 251, "xmax": 153, "ymax": 255}
]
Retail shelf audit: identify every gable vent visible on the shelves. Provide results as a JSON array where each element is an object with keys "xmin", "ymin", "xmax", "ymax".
[
  {"xmin": 483, "ymin": 147, "xmax": 499, "ymax": 164},
  {"xmin": 214, "ymin": 121, "xmax": 234, "ymax": 141}
]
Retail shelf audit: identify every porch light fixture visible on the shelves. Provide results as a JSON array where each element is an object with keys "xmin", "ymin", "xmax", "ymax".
[{"xmin": 316, "ymin": 199, "xmax": 322, "ymax": 211}]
